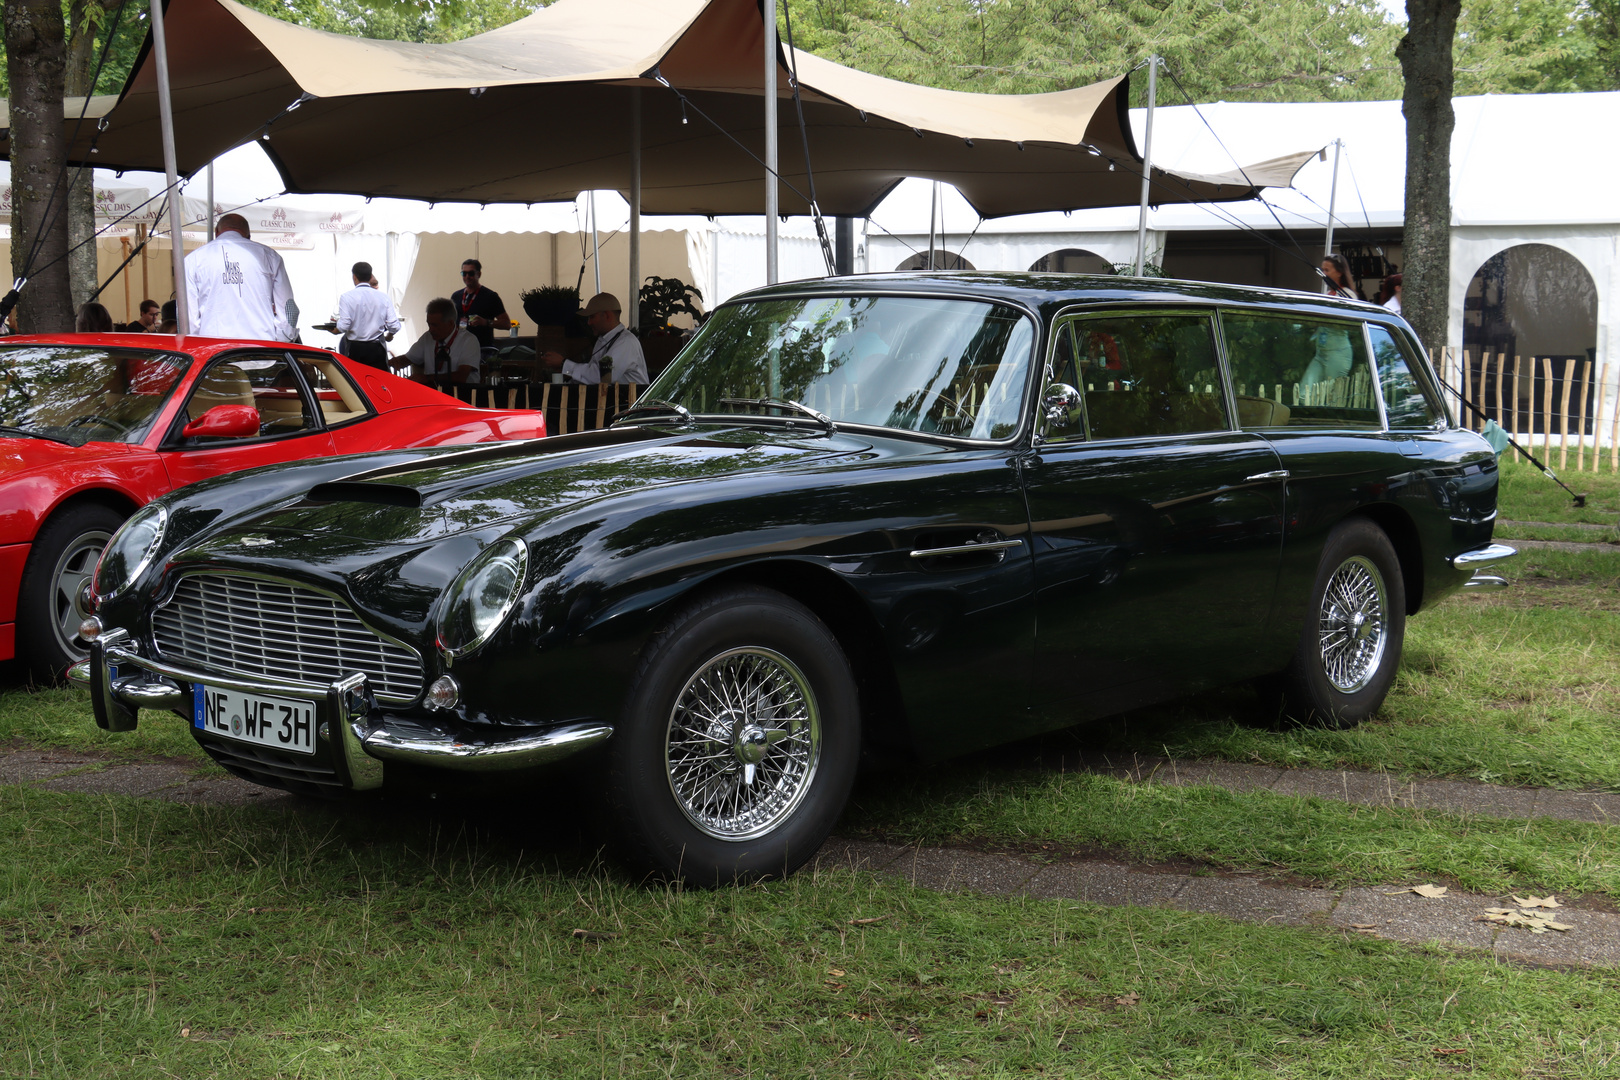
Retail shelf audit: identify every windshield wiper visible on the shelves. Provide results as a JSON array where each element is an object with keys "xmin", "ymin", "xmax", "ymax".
[
  {"xmin": 719, "ymin": 397, "xmax": 837, "ymax": 433},
  {"xmin": 608, "ymin": 398, "xmax": 694, "ymax": 426},
  {"xmin": 0, "ymin": 424, "xmax": 75, "ymax": 446}
]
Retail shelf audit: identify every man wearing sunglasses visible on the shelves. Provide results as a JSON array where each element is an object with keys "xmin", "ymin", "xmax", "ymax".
[{"xmin": 449, "ymin": 259, "xmax": 510, "ymax": 350}]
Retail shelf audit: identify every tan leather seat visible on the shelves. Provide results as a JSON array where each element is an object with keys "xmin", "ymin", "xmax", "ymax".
[{"xmin": 187, "ymin": 364, "xmax": 255, "ymax": 421}]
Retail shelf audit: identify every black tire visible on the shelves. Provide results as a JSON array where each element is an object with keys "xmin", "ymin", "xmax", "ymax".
[
  {"xmin": 18, "ymin": 502, "xmax": 125, "ymax": 684},
  {"xmin": 1279, "ymin": 517, "xmax": 1406, "ymax": 729},
  {"xmin": 605, "ymin": 585, "xmax": 861, "ymax": 884}
]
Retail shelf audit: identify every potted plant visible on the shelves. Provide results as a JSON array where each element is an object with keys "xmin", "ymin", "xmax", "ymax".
[
  {"xmin": 636, "ymin": 275, "xmax": 703, "ymax": 335},
  {"xmin": 520, "ymin": 285, "xmax": 581, "ymax": 328}
]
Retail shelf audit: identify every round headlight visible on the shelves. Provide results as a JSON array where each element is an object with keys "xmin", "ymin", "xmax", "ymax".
[
  {"xmin": 436, "ymin": 538, "xmax": 528, "ymax": 657},
  {"xmin": 91, "ymin": 503, "xmax": 168, "ymax": 605}
]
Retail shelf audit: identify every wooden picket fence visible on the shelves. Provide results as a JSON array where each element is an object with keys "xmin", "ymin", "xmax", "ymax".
[
  {"xmin": 1434, "ymin": 348, "xmax": 1617, "ymax": 473},
  {"xmin": 442, "ymin": 381, "xmax": 645, "ymax": 435}
]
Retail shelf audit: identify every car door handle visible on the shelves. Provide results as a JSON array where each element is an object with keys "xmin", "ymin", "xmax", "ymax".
[
  {"xmin": 910, "ymin": 538, "xmax": 1025, "ymax": 559},
  {"xmin": 1244, "ymin": 470, "xmax": 1290, "ymax": 482}
]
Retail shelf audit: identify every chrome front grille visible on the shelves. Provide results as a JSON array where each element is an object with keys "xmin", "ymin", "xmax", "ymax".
[{"xmin": 153, "ymin": 574, "xmax": 424, "ymax": 704}]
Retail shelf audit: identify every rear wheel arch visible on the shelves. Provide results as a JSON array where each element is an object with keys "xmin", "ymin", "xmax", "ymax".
[{"xmin": 1351, "ymin": 503, "xmax": 1423, "ymax": 613}]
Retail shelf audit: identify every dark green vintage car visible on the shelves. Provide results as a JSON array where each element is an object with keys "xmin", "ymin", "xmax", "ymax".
[{"xmin": 75, "ymin": 273, "xmax": 1516, "ymax": 882}]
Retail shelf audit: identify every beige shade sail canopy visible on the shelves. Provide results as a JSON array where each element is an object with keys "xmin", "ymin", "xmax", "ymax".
[{"xmin": 6, "ymin": 0, "xmax": 1312, "ymax": 218}]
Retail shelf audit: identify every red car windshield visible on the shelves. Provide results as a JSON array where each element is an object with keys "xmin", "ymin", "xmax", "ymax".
[{"xmin": 0, "ymin": 345, "xmax": 192, "ymax": 447}]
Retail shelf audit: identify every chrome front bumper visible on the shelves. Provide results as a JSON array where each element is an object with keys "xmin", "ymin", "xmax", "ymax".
[
  {"xmin": 69, "ymin": 627, "xmax": 612, "ymax": 790},
  {"xmin": 1451, "ymin": 542, "xmax": 1518, "ymax": 590}
]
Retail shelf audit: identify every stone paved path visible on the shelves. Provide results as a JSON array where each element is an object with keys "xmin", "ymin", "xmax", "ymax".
[{"xmin": 6, "ymin": 747, "xmax": 1618, "ymax": 970}]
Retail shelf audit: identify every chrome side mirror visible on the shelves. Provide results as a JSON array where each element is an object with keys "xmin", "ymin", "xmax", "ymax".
[{"xmin": 1040, "ymin": 382, "xmax": 1083, "ymax": 433}]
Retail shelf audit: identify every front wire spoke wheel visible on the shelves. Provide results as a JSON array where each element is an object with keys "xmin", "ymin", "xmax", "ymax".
[
  {"xmin": 1317, "ymin": 555, "xmax": 1387, "ymax": 693},
  {"xmin": 665, "ymin": 646, "xmax": 821, "ymax": 841}
]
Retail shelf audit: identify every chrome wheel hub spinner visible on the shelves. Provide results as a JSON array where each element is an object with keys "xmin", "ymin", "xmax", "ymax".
[
  {"xmin": 1318, "ymin": 555, "xmax": 1388, "ymax": 693},
  {"xmin": 665, "ymin": 647, "xmax": 822, "ymax": 840}
]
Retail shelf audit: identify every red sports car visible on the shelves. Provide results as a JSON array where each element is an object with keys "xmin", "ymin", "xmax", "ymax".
[{"xmin": 0, "ymin": 333, "xmax": 545, "ymax": 681}]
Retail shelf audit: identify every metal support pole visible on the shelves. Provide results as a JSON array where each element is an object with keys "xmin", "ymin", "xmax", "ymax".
[
  {"xmin": 1322, "ymin": 138, "xmax": 1343, "ymax": 283},
  {"xmin": 589, "ymin": 191, "xmax": 601, "ymax": 295},
  {"xmin": 628, "ymin": 89, "xmax": 642, "ymax": 329},
  {"xmin": 927, "ymin": 182, "xmax": 938, "ymax": 270},
  {"xmin": 206, "ymin": 162, "xmax": 215, "ymax": 241},
  {"xmin": 834, "ymin": 217, "xmax": 854, "ymax": 276},
  {"xmin": 1133, "ymin": 56, "xmax": 1158, "ymax": 278},
  {"xmin": 150, "ymin": 0, "xmax": 187, "ymax": 335},
  {"xmin": 764, "ymin": 0, "xmax": 779, "ymax": 284}
]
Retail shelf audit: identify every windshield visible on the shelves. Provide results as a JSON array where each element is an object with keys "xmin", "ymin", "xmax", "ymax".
[
  {"xmin": 0, "ymin": 345, "xmax": 191, "ymax": 447},
  {"xmin": 649, "ymin": 295, "xmax": 1036, "ymax": 439}
]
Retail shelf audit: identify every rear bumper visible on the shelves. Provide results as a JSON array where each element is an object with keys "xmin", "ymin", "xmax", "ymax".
[
  {"xmin": 69, "ymin": 628, "xmax": 612, "ymax": 790},
  {"xmin": 1451, "ymin": 542, "xmax": 1517, "ymax": 590}
]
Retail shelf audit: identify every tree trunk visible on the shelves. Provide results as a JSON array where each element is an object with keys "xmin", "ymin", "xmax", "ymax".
[
  {"xmin": 64, "ymin": 1, "xmax": 113, "ymax": 311},
  {"xmin": 1395, "ymin": 0, "xmax": 1460, "ymax": 359},
  {"xmin": 3, "ymin": 0, "xmax": 75, "ymax": 334}
]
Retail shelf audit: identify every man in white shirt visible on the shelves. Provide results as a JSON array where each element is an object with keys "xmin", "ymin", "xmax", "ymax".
[
  {"xmin": 335, "ymin": 261, "xmax": 401, "ymax": 370},
  {"xmin": 400, "ymin": 298, "xmax": 480, "ymax": 384},
  {"xmin": 541, "ymin": 292, "xmax": 648, "ymax": 384},
  {"xmin": 184, "ymin": 213, "xmax": 295, "ymax": 340}
]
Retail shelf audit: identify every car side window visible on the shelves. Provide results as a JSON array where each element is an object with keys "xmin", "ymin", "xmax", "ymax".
[
  {"xmin": 1222, "ymin": 312, "xmax": 1380, "ymax": 430},
  {"xmin": 1367, "ymin": 325, "xmax": 1441, "ymax": 429},
  {"xmin": 1072, "ymin": 314, "xmax": 1229, "ymax": 440},
  {"xmin": 294, "ymin": 353, "xmax": 373, "ymax": 427},
  {"xmin": 182, "ymin": 354, "xmax": 315, "ymax": 441}
]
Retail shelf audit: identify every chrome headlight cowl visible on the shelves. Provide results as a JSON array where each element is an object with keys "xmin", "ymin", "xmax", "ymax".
[
  {"xmin": 436, "ymin": 538, "xmax": 529, "ymax": 658},
  {"xmin": 91, "ymin": 503, "xmax": 168, "ymax": 605}
]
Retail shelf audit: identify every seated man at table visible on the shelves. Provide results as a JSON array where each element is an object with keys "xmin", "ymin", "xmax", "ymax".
[
  {"xmin": 399, "ymin": 297, "xmax": 480, "ymax": 384},
  {"xmin": 541, "ymin": 292, "xmax": 648, "ymax": 384}
]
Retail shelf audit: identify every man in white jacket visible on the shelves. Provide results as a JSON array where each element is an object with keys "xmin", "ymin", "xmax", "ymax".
[{"xmin": 184, "ymin": 213, "xmax": 296, "ymax": 340}]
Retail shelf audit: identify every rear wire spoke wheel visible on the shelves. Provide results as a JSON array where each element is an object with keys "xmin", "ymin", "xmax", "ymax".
[
  {"xmin": 607, "ymin": 586, "xmax": 860, "ymax": 884},
  {"xmin": 1281, "ymin": 517, "xmax": 1406, "ymax": 729}
]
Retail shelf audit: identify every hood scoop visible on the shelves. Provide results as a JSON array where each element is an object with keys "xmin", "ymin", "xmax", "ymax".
[{"xmin": 307, "ymin": 480, "xmax": 424, "ymax": 508}]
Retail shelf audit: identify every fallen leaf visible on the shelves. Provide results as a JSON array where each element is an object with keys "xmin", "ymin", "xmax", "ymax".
[
  {"xmin": 571, "ymin": 929, "xmax": 618, "ymax": 942},
  {"xmin": 1432, "ymin": 1048, "xmax": 1469, "ymax": 1055},
  {"xmin": 180, "ymin": 1028, "xmax": 191, "ymax": 1038},
  {"xmin": 1476, "ymin": 909, "xmax": 1572, "ymax": 933},
  {"xmin": 1114, "ymin": 992, "xmax": 1140, "ymax": 1006},
  {"xmin": 1386, "ymin": 884, "xmax": 1448, "ymax": 898},
  {"xmin": 849, "ymin": 916, "xmax": 888, "ymax": 925},
  {"xmin": 1511, "ymin": 894, "xmax": 1562, "ymax": 909},
  {"xmin": 828, "ymin": 968, "xmax": 845, "ymax": 978}
]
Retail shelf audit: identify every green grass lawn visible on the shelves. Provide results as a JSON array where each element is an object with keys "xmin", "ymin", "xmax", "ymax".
[
  {"xmin": 1497, "ymin": 455, "xmax": 1620, "ymax": 525},
  {"xmin": 4, "ymin": 784, "xmax": 1620, "ymax": 1080}
]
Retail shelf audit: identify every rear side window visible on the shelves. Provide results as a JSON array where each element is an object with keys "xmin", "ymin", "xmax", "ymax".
[
  {"xmin": 1071, "ymin": 313, "xmax": 1229, "ymax": 440},
  {"xmin": 1368, "ymin": 325, "xmax": 1441, "ymax": 429},
  {"xmin": 1222, "ymin": 313, "xmax": 1380, "ymax": 430}
]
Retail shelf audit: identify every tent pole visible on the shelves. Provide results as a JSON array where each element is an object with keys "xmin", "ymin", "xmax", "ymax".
[
  {"xmin": 629, "ymin": 88, "xmax": 642, "ymax": 330},
  {"xmin": 928, "ymin": 181, "xmax": 938, "ymax": 270},
  {"xmin": 764, "ymin": 0, "xmax": 779, "ymax": 284},
  {"xmin": 835, "ymin": 217, "xmax": 853, "ymax": 275},
  {"xmin": 590, "ymin": 191, "xmax": 601, "ymax": 295},
  {"xmin": 1322, "ymin": 137, "xmax": 1342, "ymax": 281},
  {"xmin": 206, "ymin": 162, "xmax": 215, "ymax": 241},
  {"xmin": 150, "ymin": 0, "xmax": 187, "ymax": 335},
  {"xmin": 1133, "ymin": 56, "xmax": 1158, "ymax": 278}
]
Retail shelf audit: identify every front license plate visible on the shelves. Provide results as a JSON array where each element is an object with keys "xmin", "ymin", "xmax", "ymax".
[{"xmin": 193, "ymin": 685, "xmax": 316, "ymax": 755}]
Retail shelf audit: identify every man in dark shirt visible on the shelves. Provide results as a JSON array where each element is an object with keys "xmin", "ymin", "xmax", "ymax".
[{"xmin": 449, "ymin": 259, "xmax": 510, "ymax": 350}]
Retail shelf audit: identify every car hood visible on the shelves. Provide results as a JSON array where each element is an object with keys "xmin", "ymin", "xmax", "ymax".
[{"xmin": 203, "ymin": 424, "xmax": 872, "ymax": 550}]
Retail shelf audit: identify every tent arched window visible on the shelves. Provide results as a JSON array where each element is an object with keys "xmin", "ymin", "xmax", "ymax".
[
  {"xmin": 1463, "ymin": 243, "xmax": 1598, "ymax": 438},
  {"xmin": 894, "ymin": 250, "xmax": 976, "ymax": 271},
  {"xmin": 1028, "ymin": 249, "xmax": 1115, "ymax": 275}
]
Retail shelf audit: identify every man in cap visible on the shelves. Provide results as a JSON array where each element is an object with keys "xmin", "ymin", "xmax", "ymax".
[
  {"xmin": 183, "ymin": 213, "xmax": 296, "ymax": 340},
  {"xmin": 541, "ymin": 292, "xmax": 647, "ymax": 384}
]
